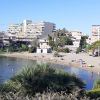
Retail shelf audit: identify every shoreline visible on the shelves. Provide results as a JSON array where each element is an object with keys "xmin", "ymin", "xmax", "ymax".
[{"xmin": 0, "ymin": 52, "xmax": 100, "ymax": 74}]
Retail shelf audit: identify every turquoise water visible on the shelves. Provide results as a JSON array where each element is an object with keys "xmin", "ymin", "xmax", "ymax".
[{"xmin": 0, "ymin": 56, "xmax": 99, "ymax": 90}]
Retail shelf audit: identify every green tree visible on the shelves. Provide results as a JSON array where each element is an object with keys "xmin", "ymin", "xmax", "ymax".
[
  {"xmin": 53, "ymin": 28, "xmax": 69, "ymax": 38},
  {"xmin": 87, "ymin": 40, "xmax": 100, "ymax": 55},
  {"xmin": 80, "ymin": 36, "xmax": 88, "ymax": 49},
  {"xmin": 90, "ymin": 40, "xmax": 100, "ymax": 50},
  {"xmin": 21, "ymin": 44, "xmax": 28, "ymax": 51},
  {"xmin": 29, "ymin": 39, "xmax": 39, "ymax": 53},
  {"xmin": 50, "ymin": 28, "xmax": 73, "ymax": 50},
  {"xmin": 56, "ymin": 36, "xmax": 73, "ymax": 47},
  {"xmin": 31, "ymin": 38, "xmax": 39, "ymax": 48},
  {"xmin": 48, "ymin": 35, "xmax": 55, "ymax": 49}
]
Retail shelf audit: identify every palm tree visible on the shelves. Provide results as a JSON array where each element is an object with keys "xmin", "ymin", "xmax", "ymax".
[
  {"xmin": 88, "ymin": 40, "xmax": 100, "ymax": 56},
  {"xmin": 89, "ymin": 40, "xmax": 100, "ymax": 50}
]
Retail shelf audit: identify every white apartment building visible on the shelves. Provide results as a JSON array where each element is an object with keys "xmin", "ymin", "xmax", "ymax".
[
  {"xmin": 91, "ymin": 25, "xmax": 100, "ymax": 43},
  {"xmin": 8, "ymin": 20, "xmax": 56, "ymax": 39},
  {"xmin": 8, "ymin": 24, "xmax": 22, "ymax": 37},
  {"xmin": 70, "ymin": 31, "xmax": 82, "ymax": 47}
]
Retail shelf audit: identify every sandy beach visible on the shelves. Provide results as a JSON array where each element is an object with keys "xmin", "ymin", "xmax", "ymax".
[{"xmin": 0, "ymin": 52, "xmax": 100, "ymax": 74}]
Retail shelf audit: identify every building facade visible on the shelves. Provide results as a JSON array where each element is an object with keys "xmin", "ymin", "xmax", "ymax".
[
  {"xmin": 37, "ymin": 39, "xmax": 52, "ymax": 53},
  {"xmin": 91, "ymin": 25, "xmax": 100, "ymax": 43},
  {"xmin": 8, "ymin": 24, "xmax": 22, "ymax": 37},
  {"xmin": 8, "ymin": 20, "xmax": 56, "ymax": 39},
  {"xmin": 70, "ymin": 31, "xmax": 82, "ymax": 47}
]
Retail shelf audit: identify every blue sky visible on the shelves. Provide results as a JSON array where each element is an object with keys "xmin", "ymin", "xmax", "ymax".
[{"xmin": 0, "ymin": 0, "xmax": 100, "ymax": 35}]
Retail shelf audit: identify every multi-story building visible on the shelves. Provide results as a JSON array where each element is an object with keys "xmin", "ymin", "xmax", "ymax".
[
  {"xmin": 8, "ymin": 24, "xmax": 22, "ymax": 37},
  {"xmin": 91, "ymin": 25, "xmax": 100, "ymax": 43},
  {"xmin": 8, "ymin": 20, "xmax": 56, "ymax": 39},
  {"xmin": 70, "ymin": 31, "xmax": 82, "ymax": 47},
  {"xmin": 29, "ymin": 21, "xmax": 56, "ymax": 38}
]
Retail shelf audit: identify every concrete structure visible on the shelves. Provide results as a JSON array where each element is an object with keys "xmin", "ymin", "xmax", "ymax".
[
  {"xmin": 8, "ymin": 20, "xmax": 56, "ymax": 39},
  {"xmin": 37, "ymin": 48, "xmax": 42, "ymax": 53},
  {"xmin": 0, "ymin": 32, "xmax": 5, "ymax": 40},
  {"xmin": 23, "ymin": 20, "xmax": 32, "ymax": 34},
  {"xmin": 2, "ymin": 35, "xmax": 10, "ymax": 46},
  {"xmin": 28, "ymin": 21, "xmax": 56, "ymax": 38},
  {"xmin": 8, "ymin": 24, "xmax": 22, "ymax": 37},
  {"xmin": 0, "ymin": 32, "xmax": 5, "ymax": 47},
  {"xmin": 86, "ymin": 25, "xmax": 100, "ymax": 45},
  {"xmin": 70, "ymin": 31, "xmax": 82, "ymax": 47},
  {"xmin": 37, "ymin": 39, "xmax": 52, "ymax": 53}
]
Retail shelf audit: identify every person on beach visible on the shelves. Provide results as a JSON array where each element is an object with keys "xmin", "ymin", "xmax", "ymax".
[{"xmin": 79, "ymin": 59, "xmax": 83, "ymax": 67}]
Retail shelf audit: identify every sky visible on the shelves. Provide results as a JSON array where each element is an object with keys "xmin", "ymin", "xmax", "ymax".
[{"xmin": 0, "ymin": 0, "xmax": 100, "ymax": 35}]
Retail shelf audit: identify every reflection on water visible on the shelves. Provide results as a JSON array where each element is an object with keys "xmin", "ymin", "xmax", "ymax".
[
  {"xmin": 64, "ymin": 66, "xmax": 99, "ymax": 90},
  {"xmin": 0, "ymin": 56, "xmax": 99, "ymax": 90},
  {"xmin": 0, "ymin": 57, "xmax": 36, "ymax": 83},
  {"xmin": 49, "ymin": 63, "xmax": 99, "ymax": 90}
]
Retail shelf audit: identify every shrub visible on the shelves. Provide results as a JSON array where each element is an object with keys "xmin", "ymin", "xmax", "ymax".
[
  {"xmin": 53, "ymin": 51, "xmax": 59, "ymax": 57},
  {"xmin": 76, "ymin": 47, "xmax": 82, "ymax": 54},
  {"xmin": 93, "ymin": 79, "xmax": 100, "ymax": 89},
  {"xmin": 0, "ymin": 64, "xmax": 85, "ymax": 96},
  {"xmin": 56, "ymin": 47, "xmax": 70, "ymax": 53},
  {"xmin": 28, "ymin": 47, "xmax": 36, "ymax": 53},
  {"xmin": 7, "ymin": 46, "xmax": 14, "ymax": 52},
  {"xmin": 0, "ymin": 91, "xmax": 89, "ymax": 100},
  {"xmin": 63, "ymin": 48, "xmax": 70, "ymax": 53},
  {"xmin": 21, "ymin": 44, "xmax": 28, "ymax": 51},
  {"xmin": 87, "ymin": 88, "xmax": 100, "ymax": 99}
]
